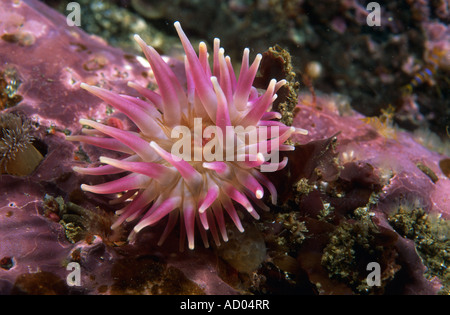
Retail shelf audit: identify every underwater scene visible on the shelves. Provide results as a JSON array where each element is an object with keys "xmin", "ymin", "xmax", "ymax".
[{"xmin": 0, "ymin": 0, "xmax": 449, "ymax": 299}]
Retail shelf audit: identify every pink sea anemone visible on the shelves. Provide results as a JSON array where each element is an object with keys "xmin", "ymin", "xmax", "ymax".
[{"xmin": 67, "ymin": 22, "xmax": 307, "ymax": 250}]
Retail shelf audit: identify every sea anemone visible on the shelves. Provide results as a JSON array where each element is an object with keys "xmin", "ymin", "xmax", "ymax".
[{"xmin": 67, "ymin": 22, "xmax": 307, "ymax": 250}]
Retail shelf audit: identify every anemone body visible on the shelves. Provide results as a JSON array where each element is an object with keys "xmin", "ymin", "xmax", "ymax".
[{"xmin": 68, "ymin": 22, "xmax": 306, "ymax": 250}]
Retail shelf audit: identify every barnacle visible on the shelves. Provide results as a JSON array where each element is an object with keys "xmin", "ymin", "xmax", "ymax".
[
  {"xmin": 0, "ymin": 113, "xmax": 43, "ymax": 176},
  {"xmin": 0, "ymin": 67, "xmax": 23, "ymax": 110}
]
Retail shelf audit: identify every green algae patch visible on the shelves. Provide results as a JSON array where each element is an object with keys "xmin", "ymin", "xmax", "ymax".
[
  {"xmin": 389, "ymin": 208, "xmax": 450, "ymax": 294},
  {"xmin": 321, "ymin": 211, "xmax": 400, "ymax": 294}
]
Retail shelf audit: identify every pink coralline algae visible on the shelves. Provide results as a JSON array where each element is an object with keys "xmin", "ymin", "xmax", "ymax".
[
  {"xmin": 292, "ymin": 96, "xmax": 449, "ymax": 218},
  {"xmin": 0, "ymin": 0, "xmax": 449, "ymax": 295}
]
